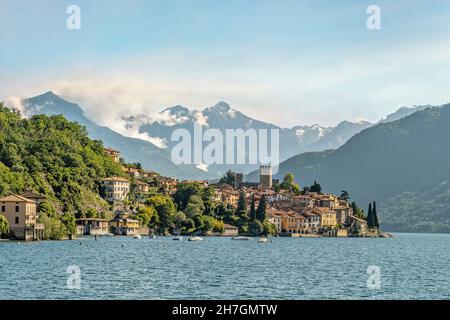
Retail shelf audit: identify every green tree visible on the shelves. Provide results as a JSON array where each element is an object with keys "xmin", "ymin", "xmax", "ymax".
[
  {"xmin": 256, "ymin": 195, "xmax": 267, "ymax": 222},
  {"xmin": 373, "ymin": 201, "xmax": 379, "ymax": 229},
  {"xmin": 0, "ymin": 214, "xmax": 9, "ymax": 237},
  {"xmin": 263, "ymin": 221, "xmax": 278, "ymax": 236},
  {"xmin": 236, "ymin": 191, "xmax": 248, "ymax": 219},
  {"xmin": 146, "ymin": 195, "xmax": 176, "ymax": 234},
  {"xmin": 282, "ymin": 173, "xmax": 295, "ymax": 189},
  {"xmin": 281, "ymin": 173, "xmax": 300, "ymax": 194},
  {"xmin": 173, "ymin": 181, "xmax": 201, "ymax": 210},
  {"xmin": 340, "ymin": 190, "xmax": 350, "ymax": 201},
  {"xmin": 201, "ymin": 186, "xmax": 215, "ymax": 216},
  {"xmin": 39, "ymin": 215, "xmax": 67, "ymax": 240},
  {"xmin": 219, "ymin": 170, "xmax": 236, "ymax": 187},
  {"xmin": 61, "ymin": 212, "xmax": 77, "ymax": 236},
  {"xmin": 310, "ymin": 181, "xmax": 322, "ymax": 193},
  {"xmin": 185, "ymin": 194, "xmax": 205, "ymax": 218},
  {"xmin": 249, "ymin": 194, "xmax": 256, "ymax": 220},
  {"xmin": 249, "ymin": 219, "xmax": 264, "ymax": 236},
  {"xmin": 367, "ymin": 202, "xmax": 375, "ymax": 229}
]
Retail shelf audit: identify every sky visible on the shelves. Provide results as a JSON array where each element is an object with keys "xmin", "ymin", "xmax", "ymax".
[{"xmin": 1, "ymin": 0, "xmax": 450, "ymax": 128}]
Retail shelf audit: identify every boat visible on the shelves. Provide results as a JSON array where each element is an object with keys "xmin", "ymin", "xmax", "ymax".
[
  {"xmin": 149, "ymin": 234, "xmax": 157, "ymax": 239},
  {"xmin": 188, "ymin": 236, "xmax": 203, "ymax": 241},
  {"xmin": 231, "ymin": 236, "xmax": 252, "ymax": 241},
  {"xmin": 134, "ymin": 234, "xmax": 142, "ymax": 239},
  {"xmin": 173, "ymin": 235, "xmax": 183, "ymax": 240},
  {"xmin": 258, "ymin": 237, "xmax": 268, "ymax": 243}
]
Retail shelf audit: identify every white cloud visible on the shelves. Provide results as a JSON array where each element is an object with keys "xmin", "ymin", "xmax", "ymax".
[
  {"xmin": 2, "ymin": 39, "xmax": 450, "ymax": 129},
  {"xmin": 195, "ymin": 163, "xmax": 209, "ymax": 172}
]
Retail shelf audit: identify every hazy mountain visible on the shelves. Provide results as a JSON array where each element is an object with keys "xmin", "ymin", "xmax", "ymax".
[
  {"xmin": 247, "ymin": 104, "xmax": 450, "ymax": 232},
  {"xmin": 122, "ymin": 102, "xmax": 372, "ymax": 175},
  {"xmin": 305, "ymin": 120, "xmax": 373, "ymax": 152},
  {"xmin": 21, "ymin": 92, "xmax": 213, "ymax": 180},
  {"xmin": 378, "ymin": 105, "xmax": 433, "ymax": 124}
]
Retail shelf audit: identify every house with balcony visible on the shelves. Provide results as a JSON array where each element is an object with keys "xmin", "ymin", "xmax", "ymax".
[{"xmin": 101, "ymin": 177, "xmax": 130, "ymax": 203}]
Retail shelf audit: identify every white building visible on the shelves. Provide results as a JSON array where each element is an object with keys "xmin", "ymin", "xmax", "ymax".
[{"xmin": 101, "ymin": 177, "xmax": 130, "ymax": 202}]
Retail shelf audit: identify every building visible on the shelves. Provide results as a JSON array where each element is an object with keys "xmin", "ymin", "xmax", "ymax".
[
  {"xmin": 101, "ymin": 177, "xmax": 130, "ymax": 202},
  {"xmin": 302, "ymin": 211, "xmax": 320, "ymax": 234},
  {"xmin": 141, "ymin": 170, "xmax": 160, "ymax": 179},
  {"xmin": 235, "ymin": 173, "xmax": 243, "ymax": 189},
  {"xmin": 348, "ymin": 215, "xmax": 368, "ymax": 236},
  {"xmin": 337, "ymin": 229, "xmax": 348, "ymax": 237},
  {"xmin": 19, "ymin": 191, "xmax": 46, "ymax": 205},
  {"xmin": 314, "ymin": 208, "xmax": 337, "ymax": 229},
  {"xmin": 0, "ymin": 194, "xmax": 44, "ymax": 241},
  {"xmin": 76, "ymin": 218, "xmax": 109, "ymax": 235},
  {"xmin": 334, "ymin": 206, "xmax": 353, "ymax": 225},
  {"xmin": 223, "ymin": 224, "xmax": 239, "ymax": 236},
  {"xmin": 293, "ymin": 195, "xmax": 315, "ymax": 209},
  {"xmin": 267, "ymin": 207, "xmax": 306, "ymax": 234},
  {"xmin": 109, "ymin": 212, "xmax": 139, "ymax": 236},
  {"xmin": 259, "ymin": 165, "xmax": 272, "ymax": 189},
  {"xmin": 104, "ymin": 147, "xmax": 120, "ymax": 163},
  {"xmin": 123, "ymin": 166, "xmax": 141, "ymax": 179}
]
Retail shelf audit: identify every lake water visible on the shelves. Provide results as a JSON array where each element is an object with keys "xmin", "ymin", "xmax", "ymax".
[{"xmin": 1, "ymin": 233, "xmax": 449, "ymax": 299}]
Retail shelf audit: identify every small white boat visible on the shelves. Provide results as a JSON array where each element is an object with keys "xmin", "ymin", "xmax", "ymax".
[
  {"xmin": 258, "ymin": 237, "xmax": 268, "ymax": 243},
  {"xmin": 173, "ymin": 235, "xmax": 183, "ymax": 241},
  {"xmin": 188, "ymin": 236, "xmax": 203, "ymax": 241},
  {"xmin": 134, "ymin": 234, "xmax": 142, "ymax": 239},
  {"xmin": 149, "ymin": 235, "xmax": 157, "ymax": 239},
  {"xmin": 231, "ymin": 236, "xmax": 252, "ymax": 241}
]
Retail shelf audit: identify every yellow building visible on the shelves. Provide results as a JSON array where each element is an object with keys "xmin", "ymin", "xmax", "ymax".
[
  {"xmin": 337, "ymin": 229, "xmax": 348, "ymax": 237},
  {"xmin": 0, "ymin": 194, "xmax": 44, "ymax": 241},
  {"xmin": 314, "ymin": 208, "xmax": 337, "ymax": 228},
  {"xmin": 109, "ymin": 212, "xmax": 139, "ymax": 236}
]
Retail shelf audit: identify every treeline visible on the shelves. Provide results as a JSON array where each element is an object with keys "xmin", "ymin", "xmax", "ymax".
[{"xmin": 0, "ymin": 103, "xmax": 124, "ymax": 239}]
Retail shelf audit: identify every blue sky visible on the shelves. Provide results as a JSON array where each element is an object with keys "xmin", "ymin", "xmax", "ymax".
[{"xmin": 1, "ymin": 0, "xmax": 450, "ymax": 128}]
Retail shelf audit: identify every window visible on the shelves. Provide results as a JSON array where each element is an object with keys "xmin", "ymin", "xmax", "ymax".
[
  {"xmin": 15, "ymin": 217, "xmax": 19, "ymax": 224},
  {"xmin": 15, "ymin": 206, "xmax": 19, "ymax": 212},
  {"xmin": 1, "ymin": 205, "xmax": 4, "ymax": 212}
]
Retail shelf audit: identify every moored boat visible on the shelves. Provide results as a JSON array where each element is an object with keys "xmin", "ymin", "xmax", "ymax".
[
  {"xmin": 231, "ymin": 236, "xmax": 252, "ymax": 241},
  {"xmin": 188, "ymin": 236, "xmax": 203, "ymax": 241}
]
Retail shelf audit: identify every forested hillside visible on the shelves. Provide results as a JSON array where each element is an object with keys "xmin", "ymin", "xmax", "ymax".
[{"xmin": 0, "ymin": 102, "xmax": 124, "ymax": 237}]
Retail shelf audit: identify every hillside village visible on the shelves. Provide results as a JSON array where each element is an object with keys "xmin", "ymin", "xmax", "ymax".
[{"xmin": 0, "ymin": 141, "xmax": 383, "ymax": 241}]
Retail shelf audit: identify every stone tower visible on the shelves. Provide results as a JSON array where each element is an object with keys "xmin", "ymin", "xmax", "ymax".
[{"xmin": 259, "ymin": 165, "xmax": 272, "ymax": 189}]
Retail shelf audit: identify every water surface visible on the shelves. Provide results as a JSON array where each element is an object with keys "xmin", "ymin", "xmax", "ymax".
[{"xmin": 1, "ymin": 233, "xmax": 449, "ymax": 299}]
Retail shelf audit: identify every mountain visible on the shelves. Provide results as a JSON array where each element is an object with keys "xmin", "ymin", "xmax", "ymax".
[
  {"xmin": 21, "ymin": 92, "xmax": 212, "ymax": 180},
  {"xmin": 247, "ymin": 104, "xmax": 450, "ymax": 233},
  {"xmin": 122, "ymin": 102, "xmax": 372, "ymax": 175},
  {"xmin": 305, "ymin": 120, "xmax": 373, "ymax": 152},
  {"xmin": 378, "ymin": 105, "xmax": 433, "ymax": 123}
]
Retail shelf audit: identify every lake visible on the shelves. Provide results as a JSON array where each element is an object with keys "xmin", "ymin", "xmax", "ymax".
[{"xmin": 1, "ymin": 233, "xmax": 449, "ymax": 299}]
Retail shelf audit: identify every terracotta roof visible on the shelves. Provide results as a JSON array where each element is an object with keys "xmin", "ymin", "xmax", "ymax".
[
  {"xmin": 223, "ymin": 224, "xmax": 238, "ymax": 229},
  {"xmin": 0, "ymin": 194, "xmax": 37, "ymax": 203},
  {"xmin": 102, "ymin": 176, "xmax": 129, "ymax": 182},
  {"xmin": 20, "ymin": 191, "xmax": 46, "ymax": 199}
]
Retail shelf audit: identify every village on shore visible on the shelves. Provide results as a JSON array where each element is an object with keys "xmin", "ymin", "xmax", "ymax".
[{"xmin": 0, "ymin": 147, "xmax": 388, "ymax": 241}]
